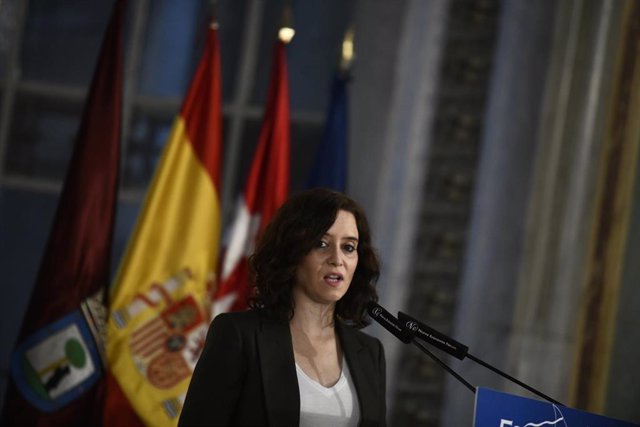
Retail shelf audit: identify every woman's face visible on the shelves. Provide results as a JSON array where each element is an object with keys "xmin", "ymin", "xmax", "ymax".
[{"xmin": 293, "ymin": 210, "xmax": 359, "ymax": 307}]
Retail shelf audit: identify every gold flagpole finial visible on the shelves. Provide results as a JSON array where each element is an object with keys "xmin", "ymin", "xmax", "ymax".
[
  {"xmin": 340, "ymin": 26, "xmax": 355, "ymax": 72},
  {"xmin": 209, "ymin": 0, "xmax": 219, "ymax": 28},
  {"xmin": 278, "ymin": 5, "xmax": 295, "ymax": 44}
]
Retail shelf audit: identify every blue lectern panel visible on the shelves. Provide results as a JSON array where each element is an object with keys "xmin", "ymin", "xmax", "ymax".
[{"xmin": 474, "ymin": 387, "xmax": 639, "ymax": 427}]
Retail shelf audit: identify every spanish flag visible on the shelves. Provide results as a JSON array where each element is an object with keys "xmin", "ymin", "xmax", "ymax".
[{"xmin": 104, "ymin": 24, "xmax": 223, "ymax": 427}]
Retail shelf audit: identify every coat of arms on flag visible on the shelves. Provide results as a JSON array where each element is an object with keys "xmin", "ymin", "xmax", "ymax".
[
  {"xmin": 10, "ymin": 310, "xmax": 103, "ymax": 412},
  {"xmin": 129, "ymin": 295, "xmax": 206, "ymax": 389},
  {"xmin": 110, "ymin": 268, "xmax": 209, "ymax": 399}
]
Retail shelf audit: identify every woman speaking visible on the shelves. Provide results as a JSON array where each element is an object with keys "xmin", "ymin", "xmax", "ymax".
[{"xmin": 179, "ymin": 188, "xmax": 386, "ymax": 426}]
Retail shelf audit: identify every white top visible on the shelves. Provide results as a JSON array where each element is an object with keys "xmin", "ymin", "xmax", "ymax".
[{"xmin": 295, "ymin": 356, "xmax": 360, "ymax": 427}]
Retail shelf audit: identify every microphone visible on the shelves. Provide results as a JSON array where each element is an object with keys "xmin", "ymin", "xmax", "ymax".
[
  {"xmin": 398, "ymin": 311, "xmax": 468, "ymax": 360},
  {"xmin": 367, "ymin": 302, "xmax": 413, "ymax": 343},
  {"xmin": 368, "ymin": 302, "xmax": 476, "ymax": 393}
]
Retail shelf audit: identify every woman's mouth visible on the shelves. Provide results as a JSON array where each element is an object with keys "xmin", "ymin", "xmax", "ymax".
[{"xmin": 324, "ymin": 273, "xmax": 343, "ymax": 286}]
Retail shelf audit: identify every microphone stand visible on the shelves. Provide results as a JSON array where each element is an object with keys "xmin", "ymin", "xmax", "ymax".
[
  {"xmin": 398, "ymin": 310, "xmax": 564, "ymax": 406},
  {"xmin": 412, "ymin": 340, "xmax": 475, "ymax": 393}
]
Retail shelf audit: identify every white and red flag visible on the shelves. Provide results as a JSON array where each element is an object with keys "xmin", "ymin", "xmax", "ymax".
[{"xmin": 213, "ymin": 39, "xmax": 290, "ymax": 314}]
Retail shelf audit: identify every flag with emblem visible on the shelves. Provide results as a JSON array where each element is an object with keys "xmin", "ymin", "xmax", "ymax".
[
  {"xmin": 212, "ymin": 38, "xmax": 290, "ymax": 315},
  {"xmin": 1, "ymin": 0, "xmax": 125, "ymax": 425},
  {"xmin": 104, "ymin": 23, "xmax": 223, "ymax": 427}
]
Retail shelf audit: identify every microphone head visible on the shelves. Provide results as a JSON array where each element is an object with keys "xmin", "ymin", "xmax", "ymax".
[
  {"xmin": 367, "ymin": 302, "xmax": 414, "ymax": 344},
  {"xmin": 397, "ymin": 311, "xmax": 421, "ymax": 333},
  {"xmin": 398, "ymin": 311, "xmax": 469, "ymax": 360},
  {"xmin": 366, "ymin": 301, "xmax": 383, "ymax": 317}
]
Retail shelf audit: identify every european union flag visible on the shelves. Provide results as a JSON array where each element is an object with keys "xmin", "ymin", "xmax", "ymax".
[{"xmin": 307, "ymin": 72, "xmax": 349, "ymax": 192}]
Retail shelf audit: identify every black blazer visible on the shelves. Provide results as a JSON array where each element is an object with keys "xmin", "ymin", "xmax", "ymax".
[{"xmin": 179, "ymin": 309, "xmax": 386, "ymax": 426}]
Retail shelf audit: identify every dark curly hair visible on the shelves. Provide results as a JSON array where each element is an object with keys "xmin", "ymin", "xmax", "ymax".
[{"xmin": 248, "ymin": 188, "xmax": 380, "ymax": 327}]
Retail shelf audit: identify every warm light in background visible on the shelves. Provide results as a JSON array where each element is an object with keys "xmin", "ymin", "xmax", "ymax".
[
  {"xmin": 340, "ymin": 27, "xmax": 355, "ymax": 70},
  {"xmin": 278, "ymin": 26, "xmax": 295, "ymax": 44},
  {"xmin": 279, "ymin": 5, "xmax": 295, "ymax": 44}
]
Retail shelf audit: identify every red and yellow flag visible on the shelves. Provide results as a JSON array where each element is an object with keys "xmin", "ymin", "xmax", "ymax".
[
  {"xmin": 105, "ymin": 24, "xmax": 223, "ymax": 427},
  {"xmin": 213, "ymin": 39, "xmax": 290, "ymax": 314}
]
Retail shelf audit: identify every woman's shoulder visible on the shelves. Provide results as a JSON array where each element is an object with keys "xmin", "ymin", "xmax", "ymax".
[
  {"xmin": 211, "ymin": 308, "xmax": 279, "ymax": 331},
  {"xmin": 212, "ymin": 309, "xmax": 261, "ymax": 327}
]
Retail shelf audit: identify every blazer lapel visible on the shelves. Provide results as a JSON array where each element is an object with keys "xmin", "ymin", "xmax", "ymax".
[
  {"xmin": 337, "ymin": 322, "xmax": 379, "ymax": 426},
  {"xmin": 257, "ymin": 316, "xmax": 300, "ymax": 427}
]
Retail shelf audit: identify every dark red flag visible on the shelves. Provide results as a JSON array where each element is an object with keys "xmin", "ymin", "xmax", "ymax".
[{"xmin": 1, "ymin": 0, "xmax": 125, "ymax": 425}]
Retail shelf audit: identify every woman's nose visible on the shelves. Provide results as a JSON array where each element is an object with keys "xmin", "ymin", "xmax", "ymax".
[{"xmin": 327, "ymin": 246, "xmax": 343, "ymax": 266}]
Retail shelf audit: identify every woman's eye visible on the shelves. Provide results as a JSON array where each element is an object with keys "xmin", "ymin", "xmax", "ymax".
[
  {"xmin": 317, "ymin": 240, "xmax": 328, "ymax": 248},
  {"xmin": 343, "ymin": 244, "xmax": 356, "ymax": 253}
]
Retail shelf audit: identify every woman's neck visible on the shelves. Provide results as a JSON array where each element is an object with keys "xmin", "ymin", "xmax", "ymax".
[
  {"xmin": 289, "ymin": 300, "xmax": 343, "ymax": 387},
  {"xmin": 290, "ymin": 299, "xmax": 336, "ymax": 336}
]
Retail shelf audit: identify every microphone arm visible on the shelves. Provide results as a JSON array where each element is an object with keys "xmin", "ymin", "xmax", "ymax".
[
  {"xmin": 398, "ymin": 311, "xmax": 564, "ymax": 406},
  {"xmin": 465, "ymin": 353, "xmax": 563, "ymax": 406},
  {"xmin": 367, "ymin": 302, "xmax": 475, "ymax": 394},
  {"xmin": 412, "ymin": 339, "xmax": 475, "ymax": 393}
]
